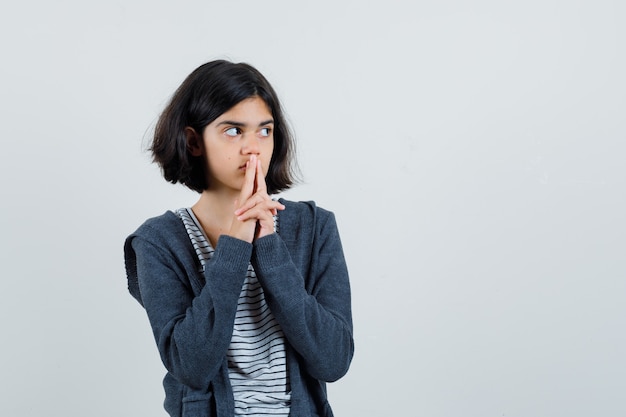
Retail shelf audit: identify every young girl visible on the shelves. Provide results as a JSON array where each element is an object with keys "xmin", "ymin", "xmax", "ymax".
[{"xmin": 124, "ymin": 60, "xmax": 354, "ymax": 417}]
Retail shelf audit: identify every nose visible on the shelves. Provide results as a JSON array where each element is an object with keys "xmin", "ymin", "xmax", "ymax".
[{"xmin": 241, "ymin": 133, "xmax": 260, "ymax": 155}]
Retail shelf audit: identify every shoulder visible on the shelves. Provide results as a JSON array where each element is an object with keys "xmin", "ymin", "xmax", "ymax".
[
  {"xmin": 124, "ymin": 210, "xmax": 194, "ymax": 305},
  {"xmin": 125, "ymin": 210, "xmax": 194, "ymax": 268},
  {"xmin": 278, "ymin": 199, "xmax": 335, "ymax": 222},
  {"xmin": 276, "ymin": 199, "xmax": 339, "ymax": 243},
  {"xmin": 130, "ymin": 210, "xmax": 186, "ymax": 242}
]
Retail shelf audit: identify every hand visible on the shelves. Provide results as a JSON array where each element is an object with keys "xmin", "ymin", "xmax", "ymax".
[{"xmin": 229, "ymin": 155, "xmax": 285, "ymax": 242}]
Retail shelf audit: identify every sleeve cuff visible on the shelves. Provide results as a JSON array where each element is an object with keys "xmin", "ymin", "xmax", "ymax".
[
  {"xmin": 211, "ymin": 235, "xmax": 253, "ymax": 271},
  {"xmin": 252, "ymin": 233, "xmax": 290, "ymax": 272}
]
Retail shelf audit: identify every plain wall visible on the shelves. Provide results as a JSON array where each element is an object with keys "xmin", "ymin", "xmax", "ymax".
[{"xmin": 1, "ymin": 1, "xmax": 624, "ymax": 416}]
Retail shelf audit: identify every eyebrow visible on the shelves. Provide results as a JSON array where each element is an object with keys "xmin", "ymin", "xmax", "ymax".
[{"xmin": 216, "ymin": 119, "xmax": 274, "ymax": 127}]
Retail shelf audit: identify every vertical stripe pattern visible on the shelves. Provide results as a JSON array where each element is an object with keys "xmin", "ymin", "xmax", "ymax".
[{"xmin": 176, "ymin": 208, "xmax": 291, "ymax": 416}]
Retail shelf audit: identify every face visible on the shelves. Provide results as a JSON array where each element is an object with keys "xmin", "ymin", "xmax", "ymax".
[{"xmin": 191, "ymin": 96, "xmax": 275, "ymax": 193}]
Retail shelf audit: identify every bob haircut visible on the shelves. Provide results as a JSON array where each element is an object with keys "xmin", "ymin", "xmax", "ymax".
[{"xmin": 151, "ymin": 60, "xmax": 298, "ymax": 194}]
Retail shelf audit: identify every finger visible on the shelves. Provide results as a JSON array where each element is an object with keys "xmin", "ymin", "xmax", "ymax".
[
  {"xmin": 239, "ymin": 210, "xmax": 275, "ymax": 236},
  {"xmin": 236, "ymin": 200, "xmax": 285, "ymax": 221},
  {"xmin": 255, "ymin": 158, "xmax": 268, "ymax": 194},
  {"xmin": 234, "ymin": 196, "xmax": 284, "ymax": 216},
  {"xmin": 270, "ymin": 202, "xmax": 286, "ymax": 216},
  {"xmin": 234, "ymin": 193, "xmax": 262, "ymax": 215},
  {"xmin": 239, "ymin": 155, "xmax": 257, "ymax": 202},
  {"xmin": 235, "ymin": 202, "xmax": 273, "ymax": 220}
]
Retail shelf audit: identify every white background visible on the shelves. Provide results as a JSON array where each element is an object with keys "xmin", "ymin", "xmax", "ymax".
[{"xmin": 1, "ymin": 1, "xmax": 624, "ymax": 416}]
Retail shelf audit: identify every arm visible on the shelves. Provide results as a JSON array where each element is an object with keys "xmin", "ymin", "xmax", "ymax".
[
  {"xmin": 133, "ymin": 156, "xmax": 280, "ymax": 389},
  {"xmin": 251, "ymin": 211, "xmax": 354, "ymax": 382},
  {"xmin": 234, "ymin": 157, "xmax": 353, "ymax": 381},
  {"xmin": 133, "ymin": 233, "xmax": 251, "ymax": 390}
]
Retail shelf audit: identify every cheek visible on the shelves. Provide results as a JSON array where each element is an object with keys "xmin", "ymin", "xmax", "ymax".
[
  {"xmin": 266, "ymin": 139, "xmax": 275, "ymax": 157},
  {"xmin": 264, "ymin": 143, "xmax": 274, "ymax": 171},
  {"xmin": 262, "ymin": 160, "xmax": 271, "ymax": 177}
]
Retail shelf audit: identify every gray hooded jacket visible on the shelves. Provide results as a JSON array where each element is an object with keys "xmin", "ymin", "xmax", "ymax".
[{"xmin": 124, "ymin": 200, "xmax": 354, "ymax": 417}]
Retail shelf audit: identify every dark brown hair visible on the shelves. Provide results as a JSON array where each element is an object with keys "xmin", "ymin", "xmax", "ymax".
[{"xmin": 151, "ymin": 60, "xmax": 298, "ymax": 194}]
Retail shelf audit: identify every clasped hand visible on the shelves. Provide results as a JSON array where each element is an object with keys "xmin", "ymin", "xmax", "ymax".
[{"xmin": 230, "ymin": 154, "xmax": 285, "ymax": 243}]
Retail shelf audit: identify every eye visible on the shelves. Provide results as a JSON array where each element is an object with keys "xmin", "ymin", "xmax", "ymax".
[
  {"xmin": 260, "ymin": 127, "xmax": 271, "ymax": 137},
  {"xmin": 225, "ymin": 127, "xmax": 241, "ymax": 137}
]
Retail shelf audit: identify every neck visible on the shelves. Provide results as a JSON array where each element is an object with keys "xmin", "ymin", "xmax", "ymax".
[
  {"xmin": 195, "ymin": 188, "xmax": 238, "ymax": 215},
  {"xmin": 191, "ymin": 189, "xmax": 239, "ymax": 247}
]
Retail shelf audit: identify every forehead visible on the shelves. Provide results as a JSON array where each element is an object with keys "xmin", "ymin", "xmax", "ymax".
[{"xmin": 216, "ymin": 96, "xmax": 272, "ymax": 122}]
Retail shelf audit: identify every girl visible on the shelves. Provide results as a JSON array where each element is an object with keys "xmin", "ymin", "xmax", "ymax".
[{"xmin": 124, "ymin": 60, "xmax": 354, "ymax": 417}]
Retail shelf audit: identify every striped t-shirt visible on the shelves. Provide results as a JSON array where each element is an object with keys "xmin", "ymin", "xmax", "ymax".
[{"xmin": 176, "ymin": 208, "xmax": 291, "ymax": 416}]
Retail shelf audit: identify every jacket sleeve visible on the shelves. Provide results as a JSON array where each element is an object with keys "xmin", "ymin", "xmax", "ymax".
[
  {"xmin": 251, "ymin": 210, "xmax": 354, "ymax": 382},
  {"xmin": 131, "ymin": 233, "xmax": 251, "ymax": 390}
]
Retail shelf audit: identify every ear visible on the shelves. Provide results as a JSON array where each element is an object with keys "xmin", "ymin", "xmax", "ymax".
[{"xmin": 185, "ymin": 127, "xmax": 203, "ymax": 157}]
